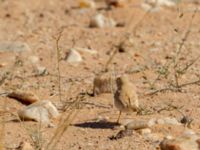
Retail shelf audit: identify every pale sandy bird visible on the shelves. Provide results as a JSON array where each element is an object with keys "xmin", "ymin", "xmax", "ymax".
[{"xmin": 114, "ymin": 75, "xmax": 139, "ymax": 123}]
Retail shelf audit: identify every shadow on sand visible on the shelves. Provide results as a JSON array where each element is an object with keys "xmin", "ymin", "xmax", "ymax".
[{"xmin": 73, "ymin": 121, "xmax": 119, "ymax": 129}]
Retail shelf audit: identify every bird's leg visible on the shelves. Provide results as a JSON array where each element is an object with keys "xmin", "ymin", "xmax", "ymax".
[{"xmin": 116, "ymin": 111, "xmax": 121, "ymax": 123}]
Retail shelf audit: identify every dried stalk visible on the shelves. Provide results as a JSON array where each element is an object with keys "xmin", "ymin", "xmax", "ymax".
[{"xmin": 54, "ymin": 28, "xmax": 64, "ymax": 102}]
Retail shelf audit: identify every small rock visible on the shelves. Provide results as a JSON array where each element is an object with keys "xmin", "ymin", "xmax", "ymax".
[
  {"xmin": 125, "ymin": 120, "xmax": 149, "ymax": 130},
  {"xmin": 90, "ymin": 14, "xmax": 116, "ymax": 28},
  {"xmin": 8, "ymin": 90, "xmax": 40, "ymax": 105},
  {"xmin": 149, "ymin": 48, "xmax": 160, "ymax": 52},
  {"xmin": 142, "ymin": 0, "xmax": 177, "ymax": 11},
  {"xmin": 106, "ymin": 0, "xmax": 126, "ymax": 7},
  {"xmin": 110, "ymin": 129, "xmax": 133, "ymax": 140},
  {"xmin": 145, "ymin": 133, "xmax": 164, "ymax": 143},
  {"xmin": 0, "ymin": 63, "xmax": 6, "ymax": 68},
  {"xmin": 75, "ymin": 47, "xmax": 97, "ymax": 54},
  {"xmin": 180, "ymin": 115, "xmax": 193, "ymax": 127},
  {"xmin": 138, "ymin": 128, "xmax": 151, "ymax": 135},
  {"xmin": 148, "ymin": 118, "xmax": 157, "ymax": 127},
  {"xmin": 163, "ymin": 117, "xmax": 181, "ymax": 125},
  {"xmin": 93, "ymin": 74, "xmax": 114, "ymax": 95},
  {"xmin": 29, "ymin": 56, "xmax": 39, "ymax": 64},
  {"xmin": 79, "ymin": 0, "xmax": 96, "ymax": 9},
  {"xmin": 141, "ymin": 3, "xmax": 160, "ymax": 12},
  {"xmin": 19, "ymin": 142, "xmax": 34, "ymax": 150},
  {"xmin": 18, "ymin": 100, "xmax": 59, "ymax": 124},
  {"xmin": 156, "ymin": 118, "xmax": 165, "ymax": 125},
  {"xmin": 183, "ymin": 129, "xmax": 196, "ymax": 136},
  {"xmin": 48, "ymin": 123, "xmax": 56, "ymax": 128},
  {"xmin": 34, "ymin": 66, "xmax": 48, "ymax": 76},
  {"xmin": 160, "ymin": 134, "xmax": 200, "ymax": 150},
  {"xmin": 0, "ymin": 41, "xmax": 31, "ymax": 52},
  {"xmin": 66, "ymin": 49, "xmax": 83, "ymax": 63},
  {"xmin": 96, "ymin": 116, "xmax": 109, "ymax": 122},
  {"xmin": 145, "ymin": 0, "xmax": 177, "ymax": 7}
]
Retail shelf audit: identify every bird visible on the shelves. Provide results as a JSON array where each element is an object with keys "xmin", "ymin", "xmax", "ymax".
[{"xmin": 114, "ymin": 75, "xmax": 139, "ymax": 123}]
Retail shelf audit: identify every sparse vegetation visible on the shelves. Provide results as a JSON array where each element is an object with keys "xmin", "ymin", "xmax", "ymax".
[{"xmin": 0, "ymin": 0, "xmax": 200, "ymax": 150}]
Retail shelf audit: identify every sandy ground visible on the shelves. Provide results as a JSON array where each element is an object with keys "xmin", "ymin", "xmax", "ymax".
[{"xmin": 0, "ymin": 0, "xmax": 200, "ymax": 149}]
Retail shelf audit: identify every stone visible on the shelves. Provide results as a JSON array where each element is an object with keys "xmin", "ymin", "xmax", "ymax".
[
  {"xmin": 93, "ymin": 74, "xmax": 114, "ymax": 95},
  {"xmin": 144, "ymin": 0, "xmax": 177, "ymax": 7},
  {"xmin": 145, "ymin": 133, "xmax": 164, "ymax": 143},
  {"xmin": 148, "ymin": 118, "xmax": 157, "ymax": 127},
  {"xmin": 138, "ymin": 128, "xmax": 152, "ymax": 135},
  {"xmin": 156, "ymin": 118, "xmax": 165, "ymax": 125},
  {"xmin": 0, "ymin": 63, "xmax": 6, "ymax": 68},
  {"xmin": 90, "ymin": 14, "xmax": 116, "ymax": 28},
  {"xmin": 125, "ymin": 120, "xmax": 149, "ymax": 130},
  {"xmin": 79, "ymin": 0, "xmax": 96, "ymax": 9},
  {"xmin": 163, "ymin": 117, "xmax": 181, "ymax": 125},
  {"xmin": 29, "ymin": 56, "xmax": 39, "ymax": 64},
  {"xmin": 66, "ymin": 49, "xmax": 83, "ymax": 63},
  {"xmin": 75, "ymin": 47, "xmax": 97, "ymax": 54},
  {"xmin": 18, "ymin": 100, "xmax": 59, "ymax": 123},
  {"xmin": 142, "ymin": 0, "xmax": 178, "ymax": 11},
  {"xmin": 110, "ymin": 129, "xmax": 133, "ymax": 140},
  {"xmin": 183, "ymin": 129, "xmax": 196, "ymax": 136},
  {"xmin": 20, "ymin": 142, "xmax": 34, "ymax": 150},
  {"xmin": 0, "ymin": 41, "xmax": 31, "ymax": 52},
  {"xmin": 96, "ymin": 116, "xmax": 109, "ymax": 122},
  {"xmin": 160, "ymin": 133, "xmax": 200, "ymax": 150},
  {"xmin": 106, "ymin": 0, "xmax": 126, "ymax": 7},
  {"xmin": 8, "ymin": 90, "xmax": 40, "ymax": 105},
  {"xmin": 34, "ymin": 66, "xmax": 48, "ymax": 76}
]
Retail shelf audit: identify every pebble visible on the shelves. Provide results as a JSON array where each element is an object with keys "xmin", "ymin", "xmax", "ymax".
[
  {"xmin": 160, "ymin": 133, "xmax": 200, "ymax": 150},
  {"xmin": 79, "ymin": 0, "xmax": 96, "ymax": 9},
  {"xmin": 138, "ymin": 128, "xmax": 152, "ymax": 135},
  {"xmin": 20, "ymin": 142, "xmax": 34, "ymax": 150},
  {"xmin": 93, "ymin": 74, "xmax": 114, "ymax": 95},
  {"xmin": 183, "ymin": 129, "xmax": 196, "ymax": 136},
  {"xmin": 148, "ymin": 118, "xmax": 157, "ymax": 127},
  {"xmin": 8, "ymin": 90, "xmax": 40, "ymax": 105},
  {"xmin": 145, "ymin": 0, "xmax": 176, "ymax": 7},
  {"xmin": 145, "ymin": 133, "xmax": 164, "ymax": 143},
  {"xmin": 34, "ymin": 66, "xmax": 48, "ymax": 76},
  {"xmin": 29, "ymin": 55, "xmax": 39, "ymax": 64},
  {"xmin": 18, "ymin": 100, "xmax": 59, "ymax": 124},
  {"xmin": 0, "ymin": 63, "xmax": 6, "ymax": 68},
  {"xmin": 142, "ymin": 0, "xmax": 177, "ymax": 12},
  {"xmin": 75, "ymin": 47, "xmax": 97, "ymax": 55},
  {"xmin": 156, "ymin": 118, "xmax": 165, "ymax": 125},
  {"xmin": 96, "ymin": 116, "xmax": 109, "ymax": 122},
  {"xmin": 0, "ymin": 41, "xmax": 31, "ymax": 52},
  {"xmin": 90, "ymin": 14, "xmax": 116, "ymax": 28},
  {"xmin": 66, "ymin": 49, "xmax": 83, "ymax": 63},
  {"xmin": 125, "ymin": 120, "xmax": 149, "ymax": 130},
  {"xmin": 106, "ymin": 0, "xmax": 126, "ymax": 7},
  {"xmin": 163, "ymin": 117, "xmax": 181, "ymax": 125},
  {"xmin": 48, "ymin": 123, "xmax": 57, "ymax": 128}
]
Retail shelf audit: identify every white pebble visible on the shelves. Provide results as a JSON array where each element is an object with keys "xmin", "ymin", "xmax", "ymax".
[
  {"xmin": 148, "ymin": 118, "xmax": 157, "ymax": 127},
  {"xmin": 29, "ymin": 56, "xmax": 39, "ymax": 64},
  {"xmin": 163, "ymin": 117, "xmax": 181, "ymax": 125},
  {"xmin": 156, "ymin": 118, "xmax": 165, "ymax": 125},
  {"xmin": 66, "ymin": 49, "xmax": 83, "ymax": 63},
  {"xmin": 90, "ymin": 14, "xmax": 116, "ymax": 28},
  {"xmin": 138, "ymin": 128, "xmax": 151, "ymax": 135}
]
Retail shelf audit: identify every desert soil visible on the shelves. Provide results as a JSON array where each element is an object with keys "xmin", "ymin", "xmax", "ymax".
[{"xmin": 0, "ymin": 0, "xmax": 200, "ymax": 150}]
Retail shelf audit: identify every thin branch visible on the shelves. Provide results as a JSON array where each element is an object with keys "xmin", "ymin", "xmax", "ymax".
[
  {"xmin": 54, "ymin": 28, "xmax": 64, "ymax": 102},
  {"xmin": 145, "ymin": 77, "xmax": 200, "ymax": 96}
]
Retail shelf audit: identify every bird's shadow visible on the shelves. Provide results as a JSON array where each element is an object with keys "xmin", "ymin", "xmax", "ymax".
[{"xmin": 73, "ymin": 121, "xmax": 119, "ymax": 129}]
